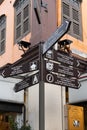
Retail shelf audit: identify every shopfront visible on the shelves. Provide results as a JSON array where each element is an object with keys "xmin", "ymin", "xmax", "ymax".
[{"xmin": 0, "ymin": 101, "xmax": 23, "ymax": 130}]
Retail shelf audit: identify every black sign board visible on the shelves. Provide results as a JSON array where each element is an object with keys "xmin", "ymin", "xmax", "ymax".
[
  {"xmin": 14, "ymin": 72, "xmax": 39, "ymax": 92},
  {"xmin": 45, "ymin": 60, "xmax": 80, "ymax": 78},
  {"xmin": 42, "ymin": 20, "xmax": 71, "ymax": 54},
  {"xmin": 2, "ymin": 60, "xmax": 39, "ymax": 78},
  {"xmin": 43, "ymin": 49, "xmax": 87, "ymax": 89},
  {"xmin": 44, "ymin": 72, "xmax": 80, "ymax": 89},
  {"xmin": 54, "ymin": 50, "xmax": 86, "ymax": 70},
  {"xmin": 45, "ymin": 49, "xmax": 87, "ymax": 70}
]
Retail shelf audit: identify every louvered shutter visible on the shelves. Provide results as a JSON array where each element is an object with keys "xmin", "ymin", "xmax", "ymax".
[
  {"xmin": 16, "ymin": 12, "xmax": 21, "ymax": 39},
  {"xmin": 72, "ymin": 7, "xmax": 81, "ymax": 36},
  {"xmin": 0, "ymin": 15, "xmax": 6, "ymax": 55},
  {"xmin": 14, "ymin": 0, "xmax": 30, "ymax": 42},
  {"xmin": 23, "ymin": 5, "xmax": 29, "ymax": 33},
  {"xmin": 62, "ymin": 0, "xmax": 82, "ymax": 40},
  {"xmin": 1, "ymin": 28, "xmax": 5, "ymax": 52}
]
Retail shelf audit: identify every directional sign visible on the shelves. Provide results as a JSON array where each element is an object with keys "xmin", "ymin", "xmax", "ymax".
[
  {"xmin": 45, "ymin": 49, "xmax": 87, "ymax": 70},
  {"xmin": 44, "ymin": 60, "xmax": 80, "ymax": 78},
  {"xmin": 2, "ymin": 60, "xmax": 39, "ymax": 78},
  {"xmin": 43, "ymin": 48, "xmax": 87, "ymax": 89},
  {"xmin": 56, "ymin": 50, "xmax": 86, "ymax": 70},
  {"xmin": 44, "ymin": 72, "xmax": 80, "ymax": 89},
  {"xmin": 14, "ymin": 73, "xmax": 39, "ymax": 92},
  {"xmin": 42, "ymin": 20, "xmax": 71, "ymax": 54},
  {"xmin": 74, "ymin": 58, "xmax": 87, "ymax": 70}
]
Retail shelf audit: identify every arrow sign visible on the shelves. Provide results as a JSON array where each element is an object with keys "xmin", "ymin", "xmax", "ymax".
[
  {"xmin": 74, "ymin": 58, "xmax": 87, "ymax": 70},
  {"xmin": 14, "ymin": 73, "xmax": 39, "ymax": 92},
  {"xmin": 42, "ymin": 20, "xmax": 71, "ymax": 54},
  {"xmin": 54, "ymin": 74, "xmax": 81, "ymax": 89},
  {"xmin": 44, "ymin": 72, "xmax": 80, "ymax": 89},
  {"xmin": 52, "ymin": 49, "xmax": 86, "ymax": 70},
  {"xmin": 45, "ymin": 60, "xmax": 80, "ymax": 78},
  {"xmin": 2, "ymin": 60, "xmax": 39, "ymax": 78}
]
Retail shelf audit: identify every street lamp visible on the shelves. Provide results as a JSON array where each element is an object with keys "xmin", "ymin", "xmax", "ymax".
[
  {"xmin": 17, "ymin": 40, "xmax": 31, "ymax": 53},
  {"xmin": 58, "ymin": 39, "xmax": 73, "ymax": 53}
]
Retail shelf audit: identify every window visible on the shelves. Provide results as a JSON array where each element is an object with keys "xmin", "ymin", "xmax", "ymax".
[
  {"xmin": 14, "ymin": 0, "xmax": 30, "ymax": 43},
  {"xmin": 0, "ymin": 15, "xmax": 6, "ymax": 55},
  {"xmin": 62, "ymin": 0, "xmax": 82, "ymax": 40}
]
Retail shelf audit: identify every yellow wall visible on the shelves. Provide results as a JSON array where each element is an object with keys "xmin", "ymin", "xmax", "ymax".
[{"xmin": 57, "ymin": 0, "xmax": 87, "ymax": 55}]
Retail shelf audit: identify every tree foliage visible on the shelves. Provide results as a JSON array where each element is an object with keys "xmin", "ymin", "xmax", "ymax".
[{"xmin": 9, "ymin": 116, "xmax": 31, "ymax": 130}]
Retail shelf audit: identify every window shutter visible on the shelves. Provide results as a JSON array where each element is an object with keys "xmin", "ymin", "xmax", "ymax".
[
  {"xmin": 1, "ymin": 28, "xmax": 5, "ymax": 40},
  {"xmin": 17, "ymin": 13, "xmax": 21, "ymax": 25},
  {"xmin": 62, "ymin": 0, "xmax": 82, "ymax": 40},
  {"xmin": 23, "ymin": 5, "xmax": 29, "ymax": 19},
  {"xmin": 23, "ymin": 5, "xmax": 29, "ymax": 33},
  {"xmin": 0, "ymin": 15, "xmax": 6, "ymax": 55},
  {"xmin": 14, "ymin": 0, "xmax": 30, "ymax": 42},
  {"xmin": 62, "ymin": 2, "xmax": 71, "ymax": 33},
  {"xmin": 73, "ymin": 22, "xmax": 80, "ymax": 35},
  {"xmin": 1, "ymin": 41, "xmax": 5, "ymax": 52},
  {"xmin": 1, "ymin": 29, "xmax": 5, "ymax": 52},
  {"xmin": 16, "ymin": 12, "xmax": 21, "ymax": 39},
  {"xmin": 63, "ymin": 2, "xmax": 70, "ymax": 17},
  {"xmin": 23, "ymin": 19, "xmax": 29, "ymax": 33},
  {"xmin": 1, "ymin": 28, "xmax": 6, "ymax": 53},
  {"xmin": 72, "ymin": 9, "xmax": 79, "ymax": 22},
  {"xmin": 16, "ymin": 26, "xmax": 21, "ymax": 39}
]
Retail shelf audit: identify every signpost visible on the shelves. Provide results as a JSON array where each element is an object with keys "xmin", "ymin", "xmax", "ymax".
[
  {"xmin": 53, "ymin": 50, "xmax": 86, "ymax": 69},
  {"xmin": 43, "ymin": 48, "xmax": 87, "ymax": 89},
  {"xmin": 42, "ymin": 20, "xmax": 71, "ymax": 54},
  {"xmin": 45, "ymin": 60, "xmax": 80, "ymax": 77},
  {"xmin": 2, "ymin": 60, "xmax": 39, "ymax": 78},
  {"xmin": 44, "ymin": 72, "xmax": 80, "ymax": 89},
  {"xmin": 1, "ymin": 20, "xmax": 86, "ymax": 90},
  {"xmin": 14, "ymin": 72, "xmax": 39, "ymax": 92},
  {"xmin": 45, "ymin": 49, "xmax": 86, "ymax": 70}
]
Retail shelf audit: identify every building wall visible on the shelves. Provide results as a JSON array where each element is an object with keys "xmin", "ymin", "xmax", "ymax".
[
  {"xmin": 28, "ymin": 84, "xmax": 39, "ymax": 130},
  {"xmin": 45, "ymin": 83, "xmax": 65, "ymax": 130},
  {"xmin": 0, "ymin": 75, "xmax": 23, "ymax": 103},
  {"xmin": 28, "ymin": 83, "xmax": 66, "ymax": 130},
  {"xmin": 0, "ymin": 0, "xmax": 87, "ymax": 65},
  {"xmin": 0, "ymin": 0, "xmax": 57, "ymax": 67},
  {"xmin": 0, "ymin": 0, "xmax": 87, "ymax": 130},
  {"xmin": 57, "ymin": 0, "xmax": 87, "ymax": 56},
  {"xmin": 69, "ymin": 74, "xmax": 87, "ymax": 103}
]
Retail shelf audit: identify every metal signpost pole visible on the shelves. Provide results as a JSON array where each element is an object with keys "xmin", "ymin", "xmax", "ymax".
[{"xmin": 39, "ymin": 42, "xmax": 45, "ymax": 130}]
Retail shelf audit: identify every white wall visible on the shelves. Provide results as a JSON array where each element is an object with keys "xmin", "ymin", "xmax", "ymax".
[
  {"xmin": 45, "ymin": 83, "xmax": 65, "ymax": 130},
  {"xmin": 28, "ymin": 84, "xmax": 39, "ymax": 130},
  {"xmin": 69, "ymin": 74, "xmax": 87, "ymax": 103},
  {"xmin": 0, "ymin": 76, "xmax": 24, "ymax": 103},
  {"xmin": 28, "ymin": 83, "xmax": 66, "ymax": 130}
]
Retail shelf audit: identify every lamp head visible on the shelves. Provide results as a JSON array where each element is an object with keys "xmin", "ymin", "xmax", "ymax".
[
  {"xmin": 58, "ymin": 39, "xmax": 73, "ymax": 53},
  {"xmin": 17, "ymin": 41, "xmax": 31, "ymax": 48},
  {"xmin": 58, "ymin": 39, "xmax": 73, "ymax": 46}
]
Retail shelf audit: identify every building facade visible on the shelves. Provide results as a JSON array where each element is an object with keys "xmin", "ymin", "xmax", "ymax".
[{"xmin": 0, "ymin": 0, "xmax": 87, "ymax": 130}]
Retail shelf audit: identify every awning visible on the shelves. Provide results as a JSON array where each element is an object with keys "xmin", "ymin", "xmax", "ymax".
[{"xmin": 0, "ymin": 101, "xmax": 24, "ymax": 113}]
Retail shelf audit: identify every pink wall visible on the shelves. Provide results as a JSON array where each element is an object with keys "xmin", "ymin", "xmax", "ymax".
[
  {"xmin": 1, "ymin": 0, "xmax": 87, "ymax": 67},
  {"xmin": 0, "ymin": 0, "xmax": 57, "ymax": 67}
]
